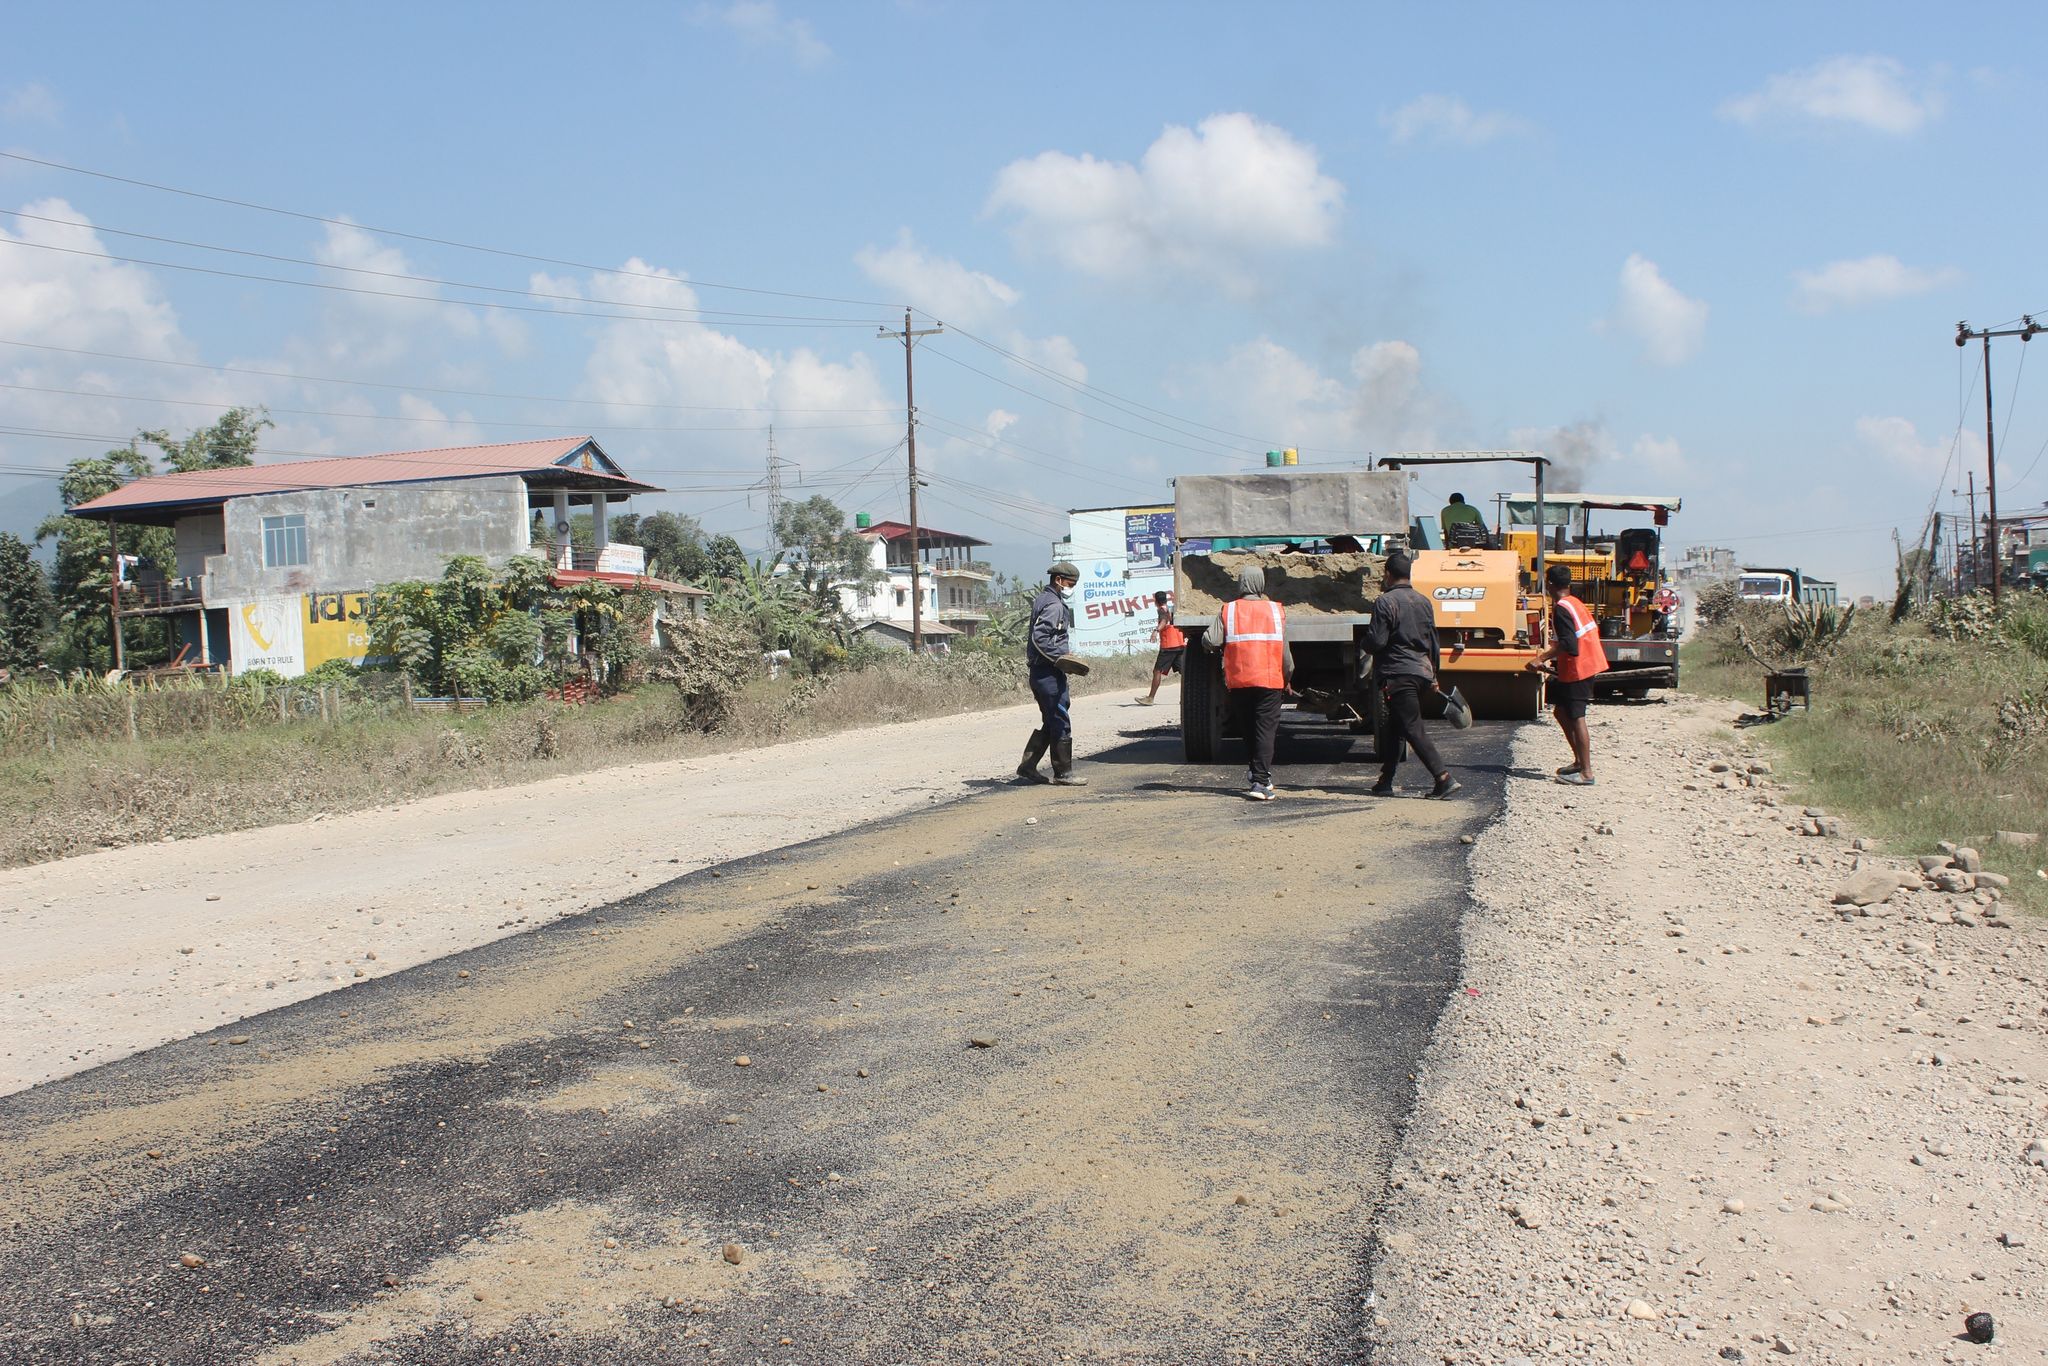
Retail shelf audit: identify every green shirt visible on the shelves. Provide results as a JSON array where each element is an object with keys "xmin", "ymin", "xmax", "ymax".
[{"xmin": 1439, "ymin": 502, "xmax": 1485, "ymax": 535}]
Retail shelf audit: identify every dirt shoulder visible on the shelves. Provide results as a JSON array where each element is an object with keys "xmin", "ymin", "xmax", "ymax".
[
  {"xmin": 0, "ymin": 684, "xmax": 1167, "ymax": 1097},
  {"xmin": 1368, "ymin": 695, "xmax": 2047, "ymax": 1363}
]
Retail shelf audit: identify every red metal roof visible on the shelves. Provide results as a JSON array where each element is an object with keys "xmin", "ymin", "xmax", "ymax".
[
  {"xmin": 70, "ymin": 437, "xmax": 659, "ymax": 523},
  {"xmin": 857, "ymin": 519, "xmax": 988, "ymax": 547},
  {"xmin": 548, "ymin": 568, "xmax": 706, "ymax": 595}
]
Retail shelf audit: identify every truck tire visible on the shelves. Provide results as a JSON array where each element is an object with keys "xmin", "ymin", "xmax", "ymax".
[
  {"xmin": 1181, "ymin": 646, "xmax": 1226, "ymax": 762},
  {"xmin": 1507, "ymin": 672, "xmax": 1542, "ymax": 720}
]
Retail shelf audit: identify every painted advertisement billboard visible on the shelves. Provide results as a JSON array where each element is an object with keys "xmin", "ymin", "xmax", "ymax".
[
  {"xmin": 1124, "ymin": 506, "xmax": 1174, "ymax": 573},
  {"xmin": 227, "ymin": 591, "xmax": 374, "ymax": 677},
  {"xmin": 1063, "ymin": 508, "xmax": 1175, "ymax": 655}
]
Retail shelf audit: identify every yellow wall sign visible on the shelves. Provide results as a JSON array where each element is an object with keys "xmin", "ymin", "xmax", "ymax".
[{"xmin": 303, "ymin": 591, "xmax": 372, "ymax": 670}]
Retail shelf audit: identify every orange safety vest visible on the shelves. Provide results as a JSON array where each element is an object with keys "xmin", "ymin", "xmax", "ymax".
[
  {"xmin": 1553, "ymin": 594, "xmax": 1609, "ymax": 683},
  {"xmin": 1158, "ymin": 613, "xmax": 1186, "ymax": 649},
  {"xmin": 1220, "ymin": 598, "xmax": 1286, "ymax": 689}
]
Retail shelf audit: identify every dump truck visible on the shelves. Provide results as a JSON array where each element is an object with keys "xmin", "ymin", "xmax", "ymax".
[
  {"xmin": 1505, "ymin": 492, "xmax": 1684, "ymax": 698},
  {"xmin": 1171, "ymin": 470, "xmax": 1407, "ymax": 762}
]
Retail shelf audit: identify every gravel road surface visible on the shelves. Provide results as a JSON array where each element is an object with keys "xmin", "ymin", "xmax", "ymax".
[
  {"xmin": 1, "ymin": 687, "xmax": 1158, "ymax": 1096},
  {"xmin": 0, "ymin": 713, "xmax": 1510, "ymax": 1365}
]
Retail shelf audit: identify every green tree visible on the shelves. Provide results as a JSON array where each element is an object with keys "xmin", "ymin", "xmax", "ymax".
[
  {"xmin": 0, "ymin": 531, "xmax": 52, "ymax": 673},
  {"xmin": 707, "ymin": 534, "xmax": 747, "ymax": 581},
  {"xmin": 628, "ymin": 510, "xmax": 709, "ymax": 583},
  {"xmin": 707, "ymin": 555, "xmax": 845, "ymax": 672},
  {"xmin": 773, "ymin": 496, "xmax": 879, "ymax": 594},
  {"xmin": 367, "ymin": 554, "xmax": 639, "ymax": 701},
  {"xmin": 141, "ymin": 406, "xmax": 272, "ymax": 472},
  {"xmin": 36, "ymin": 445, "xmax": 164, "ymax": 671},
  {"xmin": 33, "ymin": 409, "xmax": 277, "ymax": 671}
]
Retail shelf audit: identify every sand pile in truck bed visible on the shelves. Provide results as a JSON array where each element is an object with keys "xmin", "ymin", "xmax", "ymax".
[{"xmin": 1177, "ymin": 549, "xmax": 1388, "ymax": 618}]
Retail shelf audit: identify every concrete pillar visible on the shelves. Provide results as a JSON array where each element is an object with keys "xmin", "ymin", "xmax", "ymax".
[
  {"xmin": 552, "ymin": 489, "xmax": 571, "ymax": 550},
  {"xmin": 591, "ymin": 493, "xmax": 609, "ymax": 550},
  {"xmin": 197, "ymin": 609, "xmax": 210, "ymax": 667}
]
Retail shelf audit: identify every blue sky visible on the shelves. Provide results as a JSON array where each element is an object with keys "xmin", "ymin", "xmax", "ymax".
[{"xmin": 4, "ymin": 2, "xmax": 2044, "ymax": 595}]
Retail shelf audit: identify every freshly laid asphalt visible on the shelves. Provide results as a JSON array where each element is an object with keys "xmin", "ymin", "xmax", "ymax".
[{"xmin": 0, "ymin": 714, "xmax": 1516, "ymax": 1365}]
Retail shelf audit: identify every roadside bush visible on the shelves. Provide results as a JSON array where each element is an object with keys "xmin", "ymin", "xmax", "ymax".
[
  {"xmin": 1923, "ymin": 592, "xmax": 2001, "ymax": 642},
  {"xmin": 647, "ymin": 616, "xmax": 757, "ymax": 730},
  {"xmin": 1692, "ymin": 578, "xmax": 1740, "ymax": 625}
]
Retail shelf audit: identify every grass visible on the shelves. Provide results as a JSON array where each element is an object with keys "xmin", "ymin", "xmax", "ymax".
[
  {"xmin": 1681, "ymin": 597, "xmax": 2048, "ymax": 913},
  {"xmin": 0, "ymin": 652, "xmax": 1153, "ymax": 869}
]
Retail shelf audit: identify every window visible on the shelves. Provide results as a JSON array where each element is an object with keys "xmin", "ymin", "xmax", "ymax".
[{"xmin": 262, "ymin": 514, "xmax": 308, "ymax": 568}]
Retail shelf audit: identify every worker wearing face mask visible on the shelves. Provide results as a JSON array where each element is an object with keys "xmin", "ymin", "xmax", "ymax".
[{"xmin": 1017, "ymin": 561, "xmax": 1089, "ymax": 786}]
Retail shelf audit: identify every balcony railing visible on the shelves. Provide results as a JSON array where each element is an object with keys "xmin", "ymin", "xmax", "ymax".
[
  {"xmin": 116, "ymin": 579, "xmax": 204, "ymax": 613},
  {"xmin": 551, "ymin": 543, "xmax": 648, "ymax": 575},
  {"xmin": 930, "ymin": 559, "xmax": 994, "ymax": 580}
]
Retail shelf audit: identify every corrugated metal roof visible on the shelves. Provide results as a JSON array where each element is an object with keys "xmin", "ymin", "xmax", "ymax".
[
  {"xmin": 856, "ymin": 519, "xmax": 988, "ymax": 547},
  {"xmin": 70, "ymin": 437, "xmax": 659, "ymax": 522}
]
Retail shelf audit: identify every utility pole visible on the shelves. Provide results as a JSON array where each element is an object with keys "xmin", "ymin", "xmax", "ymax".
[
  {"xmin": 1956, "ymin": 317, "xmax": 2041, "ymax": 606},
  {"xmin": 1961, "ymin": 472, "xmax": 1978, "ymax": 590},
  {"xmin": 878, "ymin": 308, "xmax": 942, "ymax": 650},
  {"xmin": 107, "ymin": 516, "xmax": 125, "ymax": 673}
]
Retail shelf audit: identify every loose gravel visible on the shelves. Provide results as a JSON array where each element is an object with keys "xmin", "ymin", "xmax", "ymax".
[{"xmin": 1368, "ymin": 695, "xmax": 2047, "ymax": 1364}]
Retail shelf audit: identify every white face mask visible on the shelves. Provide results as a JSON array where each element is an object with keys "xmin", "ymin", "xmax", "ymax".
[{"xmin": 1057, "ymin": 584, "xmax": 1075, "ymax": 601}]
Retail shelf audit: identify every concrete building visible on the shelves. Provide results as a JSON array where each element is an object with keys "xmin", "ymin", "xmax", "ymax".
[
  {"xmin": 833, "ymin": 518, "xmax": 991, "ymax": 644},
  {"xmin": 70, "ymin": 436, "xmax": 690, "ymax": 676}
]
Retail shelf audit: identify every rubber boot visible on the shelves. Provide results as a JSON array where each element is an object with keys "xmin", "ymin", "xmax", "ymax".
[
  {"xmin": 1015, "ymin": 729, "xmax": 1051, "ymax": 783},
  {"xmin": 1051, "ymin": 736, "xmax": 1088, "ymax": 786}
]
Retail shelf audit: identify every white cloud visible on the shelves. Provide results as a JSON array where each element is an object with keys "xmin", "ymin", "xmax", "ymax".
[
  {"xmin": 0, "ymin": 199, "xmax": 185, "ymax": 357},
  {"xmin": 1382, "ymin": 94, "xmax": 1529, "ymax": 146},
  {"xmin": 1630, "ymin": 433, "xmax": 1688, "ymax": 478},
  {"xmin": 1178, "ymin": 336, "xmax": 1441, "ymax": 459},
  {"xmin": 987, "ymin": 113, "xmax": 1344, "ymax": 289},
  {"xmin": 1719, "ymin": 55, "xmax": 1941, "ymax": 135},
  {"xmin": 693, "ymin": 1, "xmax": 830, "ymax": 67},
  {"xmin": 853, "ymin": 231, "xmax": 1019, "ymax": 325},
  {"xmin": 2, "ymin": 82, "xmax": 60, "ymax": 124},
  {"xmin": 1792, "ymin": 253, "xmax": 1961, "ymax": 313},
  {"xmin": 1611, "ymin": 254, "xmax": 1707, "ymax": 366},
  {"xmin": 563, "ymin": 256, "xmax": 893, "ymax": 437},
  {"xmin": 1854, "ymin": 414, "xmax": 1979, "ymax": 477}
]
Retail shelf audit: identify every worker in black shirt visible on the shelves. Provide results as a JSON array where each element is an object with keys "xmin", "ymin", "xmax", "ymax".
[{"xmin": 1364, "ymin": 551, "xmax": 1460, "ymax": 799}]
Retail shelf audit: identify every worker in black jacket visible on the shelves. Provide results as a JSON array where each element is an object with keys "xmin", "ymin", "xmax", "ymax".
[
  {"xmin": 1017, "ymin": 561, "xmax": 1088, "ymax": 786},
  {"xmin": 1364, "ymin": 551, "xmax": 1460, "ymax": 799}
]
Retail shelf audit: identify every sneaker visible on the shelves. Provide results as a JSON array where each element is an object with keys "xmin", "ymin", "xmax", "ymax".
[
  {"xmin": 1247, "ymin": 783, "xmax": 1275, "ymax": 801},
  {"xmin": 1428, "ymin": 775, "xmax": 1462, "ymax": 800},
  {"xmin": 1135, "ymin": 696, "xmax": 1155, "ymax": 706},
  {"xmin": 1368, "ymin": 777, "xmax": 1395, "ymax": 797},
  {"xmin": 1554, "ymin": 771, "xmax": 1596, "ymax": 786}
]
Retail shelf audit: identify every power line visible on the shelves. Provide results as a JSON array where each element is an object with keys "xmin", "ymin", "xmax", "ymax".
[
  {"xmin": 0, "ymin": 237, "xmax": 881, "ymax": 330},
  {"xmin": 939, "ymin": 322, "xmax": 1277, "ymax": 450},
  {"xmin": 0, "ymin": 207, "xmax": 882, "ymax": 326},
  {"xmin": 919, "ymin": 344, "xmax": 1249, "ymax": 460},
  {"xmin": 0, "ymin": 337, "xmax": 902, "ymax": 414},
  {"xmin": 915, "ymin": 410, "xmax": 1164, "ymax": 500},
  {"xmin": 0, "ymin": 380, "xmax": 900, "ymax": 434},
  {"xmin": 0, "ymin": 149, "xmax": 898, "ymax": 309}
]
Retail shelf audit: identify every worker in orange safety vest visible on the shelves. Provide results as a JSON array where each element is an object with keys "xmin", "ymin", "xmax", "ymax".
[
  {"xmin": 1204, "ymin": 562, "xmax": 1292, "ymax": 801},
  {"xmin": 1527, "ymin": 562, "xmax": 1609, "ymax": 785}
]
